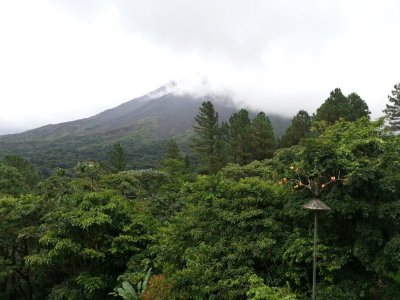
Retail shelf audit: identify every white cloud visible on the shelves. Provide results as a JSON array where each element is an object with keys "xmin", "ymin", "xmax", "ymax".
[{"xmin": 1, "ymin": 0, "xmax": 399, "ymax": 134}]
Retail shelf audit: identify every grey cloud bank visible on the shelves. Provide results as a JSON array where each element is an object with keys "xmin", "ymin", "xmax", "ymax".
[{"xmin": 1, "ymin": 0, "xmax": 399, "ymax": 134}]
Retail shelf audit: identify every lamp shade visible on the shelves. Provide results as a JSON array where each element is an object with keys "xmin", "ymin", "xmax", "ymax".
[{"xmin": 303, "ymin": 199, "xmax": 331, "ymax": 211}]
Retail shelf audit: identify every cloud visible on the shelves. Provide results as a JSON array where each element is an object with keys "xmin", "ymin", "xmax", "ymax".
[
  {"xmin": 1, "ymin": 0, "xmax": 400, "ymax": 134},
  {"xmin": 104, "ymin": 0, "xmax": 343, "ymax": 61},
  {"xmin": 105, "ymin": 0, "xmax": 400, "ymax": 117}
]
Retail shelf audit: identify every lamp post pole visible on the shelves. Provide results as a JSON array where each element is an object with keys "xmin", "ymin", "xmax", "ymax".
[
  {"xmin": 312, "ymin": 210, "xmax": 317, "ymax": 300},
  {"xmin": 303, "ymin": 199, "xmax": 330, "ymax": 300}
]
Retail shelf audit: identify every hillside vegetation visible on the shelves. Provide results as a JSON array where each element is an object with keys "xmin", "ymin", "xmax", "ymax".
[{"xmin": 0, "ymin": 87, "xmax": 290, "ymax": 176}]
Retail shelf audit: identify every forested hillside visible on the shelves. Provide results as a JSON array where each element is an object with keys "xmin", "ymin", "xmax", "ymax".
[
  {"xmin": 0, "ymin": 85, "xmax": 290, "ymax": 176},
  {"xmin": 1, "ymin": 85, "xmax": 400, "ymax": 299}
]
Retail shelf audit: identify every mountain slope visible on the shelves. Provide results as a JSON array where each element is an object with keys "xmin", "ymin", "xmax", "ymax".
[{"xmin": 0, "ymin": 85, "xmax": 291, "ymax": 175}]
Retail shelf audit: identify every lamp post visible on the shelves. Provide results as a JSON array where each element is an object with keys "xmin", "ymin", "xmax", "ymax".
[
  {"xmin": 280, "ymin": 166, "xmax": 345, "ymax": 299},
  {"xmin": 303, "ymin": 199, "xmax": 330, "ymax": 300}
]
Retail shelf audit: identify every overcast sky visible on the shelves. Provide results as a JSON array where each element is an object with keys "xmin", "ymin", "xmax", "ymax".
[{"xmin": 1, "ymin": 0, "xmax": 399, "ymax": 134}]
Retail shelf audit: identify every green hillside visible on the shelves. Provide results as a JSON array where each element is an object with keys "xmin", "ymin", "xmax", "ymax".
[{"xmin": 0, "ymin": 87, "xmax": 290, "ymax": 176}]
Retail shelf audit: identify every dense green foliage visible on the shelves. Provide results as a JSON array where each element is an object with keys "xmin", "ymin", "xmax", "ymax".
[
  {"xmin": 247, "ymin": 275, "xmax": 298, "ymax": 300},
  {"xmin": 0, "ymin": 128, "xmax": 168, "ymax": 177},
  {"xmin": 2, "ymin": 87, "xmax": 400, "ymax": 299},
  {"xmin": 0, "ymin": 154, "xmax": 41, "ymax": 197}
]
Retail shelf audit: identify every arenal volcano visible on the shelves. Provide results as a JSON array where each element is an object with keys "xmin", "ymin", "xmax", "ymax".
[{"xmin": 0, "ymin": 82, "xmax": 290, "ymax": 175}]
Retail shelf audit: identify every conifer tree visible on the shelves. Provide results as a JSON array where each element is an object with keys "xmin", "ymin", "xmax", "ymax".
[
  {"xmin": 249, "ymin": 112, "xmax": 276, "ymax": 160},
  {"xmin": 164, "ymin": 139, "xmax": 181, "ymax": 160},
  {"xmin": 190, "ymin": 101, "xmax": 222, "ymax": 173},
  {"xmin": 279, "ymin": 110, "xmax": 312, "ymax": 148},
  {"xmin": 215, "ymin": 121, "xmax": 230, "ymax": 167},
  {"xmin": 347, "ymin": 92, "xmax": 371, "ymax": 121},
  {"xmin": 106, "ymin": 143, "xmax": 127, "ymax": 173},
  {"xmin": 227, "ymin": 109, "xmax": 252, "ymax": 165},
  {"xmin": 383, "ymin": 83, "xmax": 400, "ymax": 131},
  {"xmin": 315, "ymin": 88, "xmax": 370, "ymax": 124}
]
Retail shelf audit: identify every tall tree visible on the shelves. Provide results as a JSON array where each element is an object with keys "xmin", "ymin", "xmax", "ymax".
[
  {"xmin": 249, "ymin": 112, "xmax": 276, "ymax": 160},
  {"xmin": 106, "ymin": 143, "xmax": 127, "ymax": 173},
  {"xmin": 314, "ymin": 88, "xmax": 370, "ymax": 124},
  {"xmin": 279, "ymin": 110, "xmax": 312, "ymax": 148},
  {"xmin": 164, "ymin": 139, "xmax": 181, "ymax": 160},
  {"xmin": 383, "ymin": 83, "xmax": 400, "ymax": 131},
  {"xmin": 190, "ymin": 101, "xmax": 223, "ymax": 173},
  {"xmin": 215, "ymin": 121, "xmax": 230, "ymax": 167},
  {"xmin": 227, "ymin": 109, "xmax": 252, "ymax": 165}
]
